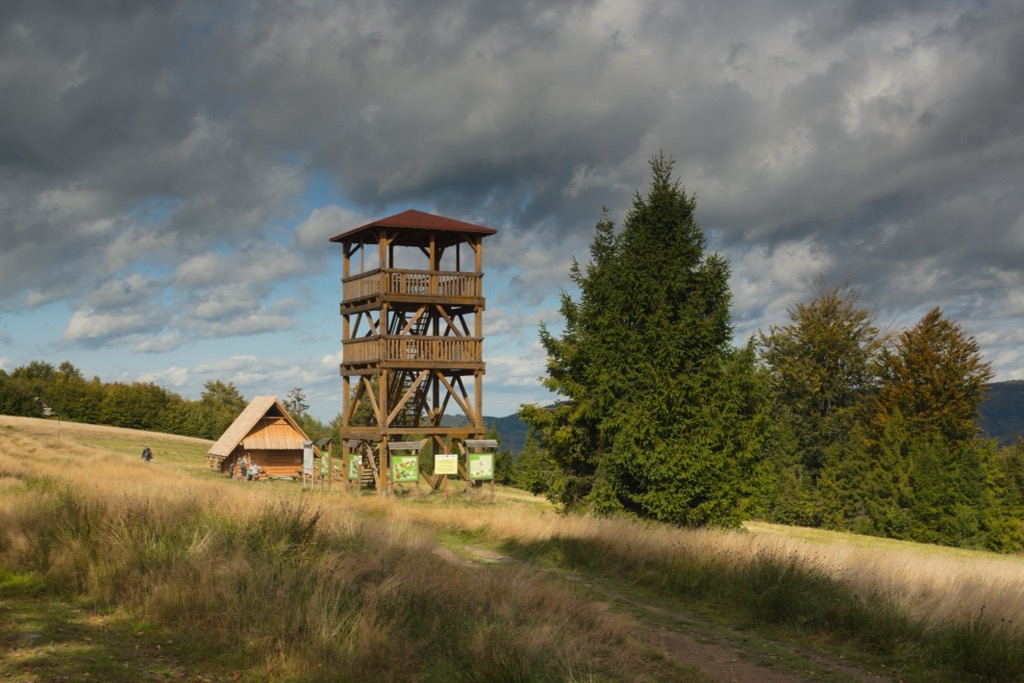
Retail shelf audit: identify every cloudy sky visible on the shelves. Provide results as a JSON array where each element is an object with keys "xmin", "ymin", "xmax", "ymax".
[{"xmin": 2, "ymin": 0, "xmax": 1023, "ymax": 422}]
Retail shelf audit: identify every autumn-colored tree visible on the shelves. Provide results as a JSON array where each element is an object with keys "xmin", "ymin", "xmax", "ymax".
[
  {"xmin": 874, "ymin": 307, "xmax": 993, "ymax": 444},
  {"xmin": 863, "ymin": 308, "xmax": 996, "ymax": 547}
]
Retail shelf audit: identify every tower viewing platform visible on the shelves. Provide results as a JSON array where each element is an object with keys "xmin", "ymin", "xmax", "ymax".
[{"xmin": 329, "ymin": 209, "xmax": 497, "ymax": 492}]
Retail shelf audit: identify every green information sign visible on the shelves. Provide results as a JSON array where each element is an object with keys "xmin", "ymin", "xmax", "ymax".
[
  {"xmin": 391, "ymin": 455, "xmax": 419, "ymax": 483},
  {"xmin": 467, "ymin": 452, "xmax": 494, "ymax": 480},
  {"xmin": 348, "ymin": 454, "xmax": 360, "ymax": 481}
]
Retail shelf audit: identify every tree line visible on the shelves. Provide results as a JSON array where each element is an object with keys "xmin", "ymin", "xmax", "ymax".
[
  {"xmin": 0, "ymin": 362, "xmax": 334, "ymax": 443},
  {"xmin": 516, "ymin": 153, "xmax": 1024, "ymax": 552}
]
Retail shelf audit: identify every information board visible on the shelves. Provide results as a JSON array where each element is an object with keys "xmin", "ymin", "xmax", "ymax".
[
  {"xmin": 467, "ymin": 452, "xmax": 494, "ymax": 480},
  {"xmin": 391, "ymin": 455, "xmax": 418, "ymax": 482},
  {"xmin": 434, "ymin": 452, "xmax": 458, "ymax": 475},
  {"xmin": 302, "ymin": 441, "xmax": 314, "ymax": 476}
]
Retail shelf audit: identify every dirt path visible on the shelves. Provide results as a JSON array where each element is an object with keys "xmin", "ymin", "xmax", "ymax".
[
  {"xmin": 593, "ymin": 583, "xmax": 893, "ymax": 683},
  {"xmin": 446, "ymin": 544, "xmax": 894, "ymax": 683}
]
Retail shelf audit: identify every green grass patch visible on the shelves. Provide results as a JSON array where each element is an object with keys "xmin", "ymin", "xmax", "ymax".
[
  {"xmin": 74, "ymin": 433, "xmax": 213, "ymax": 474},
  {"xmin": 0, "ymin": 567, "xmax": 238, "ymax": 683}
]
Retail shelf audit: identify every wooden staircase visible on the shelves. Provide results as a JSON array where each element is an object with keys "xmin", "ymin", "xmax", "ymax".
[{"xmin": 387, "ymin": 310, "xmax": 431, "ymax": 427}]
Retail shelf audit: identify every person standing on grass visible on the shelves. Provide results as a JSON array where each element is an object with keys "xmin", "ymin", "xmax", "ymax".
[
  {"xmin": 238, "ymin": 454, "xmax": 249, "ymax": 480},
  {"xmin": 141, "ymin": 446, "xmax": 153, "ymax": 462}
]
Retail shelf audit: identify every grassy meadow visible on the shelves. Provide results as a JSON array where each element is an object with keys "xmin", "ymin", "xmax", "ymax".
[{"xmin": 2, "ymin": 415, "xmax": 1024, "ymax": 682}]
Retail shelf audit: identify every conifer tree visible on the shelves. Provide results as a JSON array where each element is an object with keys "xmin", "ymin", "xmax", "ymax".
[
  {"xmin": 512, "ymin": 429, "xmax": 552, "ymax": 495},
  {"xmin": 987, "ymin": 440, "xmax": 1024, "ymax": 550},
  {"xmin": 865, "ymin": 409, "xmax": 914, "ymax": 538},
  {"xmin": 522, "ymin": 153, "xmax": 768, "ymax": 526}
]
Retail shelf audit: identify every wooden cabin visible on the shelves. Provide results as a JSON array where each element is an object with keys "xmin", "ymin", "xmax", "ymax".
[{"xmin": 206, "ymin": 396, "xmax": 315, "ymax": 477}]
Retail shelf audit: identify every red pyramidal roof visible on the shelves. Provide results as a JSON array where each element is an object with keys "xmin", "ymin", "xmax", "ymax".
[{"xmin": 328, "ymin": 209, "xmax": 497, "ymax": 243}]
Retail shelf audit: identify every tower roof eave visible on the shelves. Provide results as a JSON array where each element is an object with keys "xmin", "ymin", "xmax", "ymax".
[{"xmin": 328, "ymin": 209, "xmax": 497, "ymax": 245}]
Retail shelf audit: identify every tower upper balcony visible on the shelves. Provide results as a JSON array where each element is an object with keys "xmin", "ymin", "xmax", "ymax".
[
  {"xmin": 341, "ymin": 267, "xmax": 483, "ymax": 309},
  {"xmin": 330, "ymin": 209, "xmax": 496, "ymax": 313}
]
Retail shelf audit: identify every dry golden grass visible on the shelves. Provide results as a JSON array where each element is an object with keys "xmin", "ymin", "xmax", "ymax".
[
  {"xmin": 5, "ymin": 413, "xmax": 1024, "ymax": 682},
  {"xmin": 5, "ymin": 412, "xmax": 1024, "ymax": 636},
  {"xmin": 391, "ymin": 485, "xmax": 1024, "ymax": 633},
  {"xmin": 1, "ymin": 415, "xmax": 691, "ymax": 682},
  {"xmin": 6, "ymin": 411, "xmax": 1024, "ymax": 630}
]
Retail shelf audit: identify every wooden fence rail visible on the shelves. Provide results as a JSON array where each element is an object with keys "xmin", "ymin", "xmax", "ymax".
[
  {"xmin": 343, "ymin": 336, "xmax": 483, "ymax": 364},
  {"xmin": 343, "ymin": 269, "xmax": 481, "ymax": 302}
]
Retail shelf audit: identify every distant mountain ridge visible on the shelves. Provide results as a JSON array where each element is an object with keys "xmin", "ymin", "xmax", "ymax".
[
  {"xmin": 980, "ymin": 380, "xmax": 1024, "ymax": 446},
  {"xmin": 472, "ymin": 380, "xmax": 1024, "ymax": 457},
  {"xmin": 440, "ymin": 413, "xmax": 529, "ymax": 455}
]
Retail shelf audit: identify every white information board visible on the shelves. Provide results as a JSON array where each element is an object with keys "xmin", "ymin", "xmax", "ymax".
[{"xmin": 434, "ymin": 453, "xmax": 458, "ymax": 475}]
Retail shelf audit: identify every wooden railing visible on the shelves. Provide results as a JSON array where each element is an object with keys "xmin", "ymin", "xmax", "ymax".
[
  {"xmin": 342, "ymin": 336, "xmax": 483, "ymax": 365},
  {"xmin": 343, "ymin": 269, "xmax": 482, "ymax": 302}
]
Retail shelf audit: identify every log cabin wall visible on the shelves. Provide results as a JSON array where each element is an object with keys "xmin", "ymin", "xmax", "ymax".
[{"xmin": 245, "ymin": 449, "xmax": 303, "ymax": 477}]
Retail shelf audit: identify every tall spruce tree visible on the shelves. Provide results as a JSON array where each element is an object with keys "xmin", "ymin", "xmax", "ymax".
[{"xmin": 522, "ymin": 153, "xmax": 768, "ymax": 526}]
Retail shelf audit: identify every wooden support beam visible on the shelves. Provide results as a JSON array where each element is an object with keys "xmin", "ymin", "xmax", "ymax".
[
  {"xmin": 361, "ymin": 375, "xmax": 381, "ymax": 425},
  {"xmin": 386, "ymin": 369, "xmax": 429, "ymax": 425},
  {"xmin": 435, "ymin": 371, "xmax": 476, "ymax": 424},
  {"xmin": 342, "ymin": 377, "xmax": 367, "ymax": 424},
  {"xmin": 398, "ymin": 306, "xmax": 427, "ymax": 336},
  {"xmin": 434, "ymin": 305, "xmax": 462, "ymax": 337}
]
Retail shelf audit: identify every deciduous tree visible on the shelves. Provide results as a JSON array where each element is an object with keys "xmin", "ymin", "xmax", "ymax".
[
  {"xmin": 200, "ymin": 380, "xmax": 247, "ymax": 438},
  {"xmin": 284, "ymin": 387, "xmax": 310, "ymax": 416},
  {"xmin": 875, "ymin": 307, "xmax": 993, "ymax": 444},
  {"xmin": 758, "ymin": 280, "xmax": 881, "ymax": 481}
]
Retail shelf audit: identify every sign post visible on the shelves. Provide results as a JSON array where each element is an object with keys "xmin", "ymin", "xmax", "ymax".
[
  {"xmin": 435, "ymin": 452, "xmax": 458, "ymax": 498},
  {"xmin": 465, "ymin": 439, "xmax": 499, "ymax": 497},
  {"xmin": 302, "ymin": 440, "xmax": 314, "ymax": 490}
]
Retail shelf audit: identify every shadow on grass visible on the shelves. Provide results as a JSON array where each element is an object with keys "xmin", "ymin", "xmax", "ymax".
[
  {"xmin": 0, "ymin": 568, "xmax": 237, "ymax": 683},
  {"xmin": 499, "ymin": 534, "xmax": 1024, "ymax": 683}
]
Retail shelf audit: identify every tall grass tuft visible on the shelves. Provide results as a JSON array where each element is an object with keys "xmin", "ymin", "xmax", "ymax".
[{"xmin": 930, "ymin": 606, "xmax": 1024, "ymax": 681}]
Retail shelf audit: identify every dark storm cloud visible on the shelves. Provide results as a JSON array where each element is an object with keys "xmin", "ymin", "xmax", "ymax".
[
  {"xmin": 0, "ymin": 1, "xmax": 300, "ymax": 308},
  {"xmin": 1, "ymin": 0, "xmax": 1022, "ymax": 379}
]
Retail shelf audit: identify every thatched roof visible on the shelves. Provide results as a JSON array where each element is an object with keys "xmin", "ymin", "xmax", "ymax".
[{"xmin": 207, "ymin": 396, "xmax": 312, "ymax": 458}]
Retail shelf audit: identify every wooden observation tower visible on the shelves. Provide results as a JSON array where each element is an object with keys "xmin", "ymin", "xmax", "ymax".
[{"xmin": 330, "ymin": 209, "xmax": 496, "ymax": 493}]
